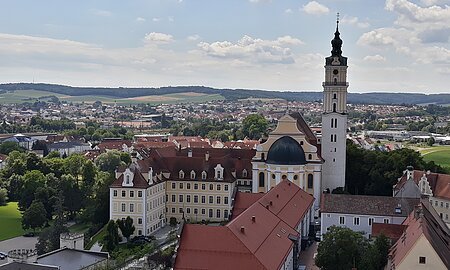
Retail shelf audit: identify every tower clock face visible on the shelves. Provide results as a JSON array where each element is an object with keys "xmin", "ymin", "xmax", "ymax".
[{"xmin": 333, "ymin": 69, "xmax": 339, "ymax": 75}]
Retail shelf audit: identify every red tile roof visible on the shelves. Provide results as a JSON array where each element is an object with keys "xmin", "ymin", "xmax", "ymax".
[
  {"xmin": 231, "ymin": 192, "xmax": 265, "ymax": 220},
  {"xmin": 110, "ymin": 165, "xmax": 149, "ymax": 189},
  {"xmin": 174, "ymin": 180, "xmax": 314, "ymax": 270},
  {"xmin": 394, "ymin": 170, "xmax": 450, "ymax": 200},
  {"xmin": 371, "ymin": 223, "xmax": 406, "ymax": 243},
  {"xmin": 388, "ymin": 200, "xmax": 450, "ymax": 269}
]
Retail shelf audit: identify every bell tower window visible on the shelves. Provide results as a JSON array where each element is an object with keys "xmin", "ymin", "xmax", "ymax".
[
  {"xmin": 259, "ymin": 172, "xmax": 265, "ymax": 187},
  {"xmin": 333, "ymin": 103, "xmax": 337, "ymax": 112},
  {"xmin": 333, "ymin": 93, "xmax": 337, "ymax": 99}
]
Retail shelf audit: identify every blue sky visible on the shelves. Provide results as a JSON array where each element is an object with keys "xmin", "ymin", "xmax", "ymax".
[{"xmin": 0, "ymin": 0, "xmax": 449, "ymax": 93}]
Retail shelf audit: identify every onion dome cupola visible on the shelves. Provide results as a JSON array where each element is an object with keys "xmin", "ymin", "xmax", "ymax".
[{"xmin": 266, "ymin": 136, "xmax": 307, "ymax": 165}]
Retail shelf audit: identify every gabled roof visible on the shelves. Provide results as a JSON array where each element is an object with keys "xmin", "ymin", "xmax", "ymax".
[
  {"xmin": 289, "ymin": 112, "xmax": 318, "ymax": 147},
  {"xmin": 174, "ymin": 180, "xmax": 314, "ymax": 270},
  {"xmin": 110, "ymin": 164, "xmax": 150, "ymax": 189},
  {"xmin": 388, "ymin": 200, "xmax": 450, "ymax": 269},
  {"xmin": 321, "ymin": 193, "xmax": 419, "ymax": 217},
  {"xmin": 231, "ymin": 192, "xmax": 265, "ymax": 220},
  {"xmin": 394, "ymin": 170, "xmax": 450, "ymax": 200},
  {"xmin": 372, "ymin": 223, "xmax": 407, "ymax": 243}
]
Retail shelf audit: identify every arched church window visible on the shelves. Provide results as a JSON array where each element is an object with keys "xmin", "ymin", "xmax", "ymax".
[
  {"xmin": 334, "ymin": 78, "xmax": 337, "ymax": 85},
  {"xmin": 307, "ymin": 174, "xmax": 314, "ymax": 189},
  {"xmin": 261, "ymin": 153, "xmax": 265, "ymax": 160},
  {"xmin": 308, "ymin": 154, "xmax": 312, "ymax": 160},
  {"xmin": 259, "ymin": 172, "xmax": 265, "ymax": 187},
  {"xmin": 331, "ymin": 118, "xmax": 334, "ymax": 128},
  {"xmin": 333, "ymin": 103, "xmax": 337, "ymax": 112},
  {"xmin": 334, "ymin": 118, "xmax": 338, "ymax": 128},
  {"xmin": 333, "ymin": 93, "xmax": 337, "ymax": 99}
]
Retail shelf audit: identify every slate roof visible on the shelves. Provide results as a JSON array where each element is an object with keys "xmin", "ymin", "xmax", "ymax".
[
  {"xmin": 174, "ymin": 180, "xmax": 314, "ymax": 270},
  {"xmin": 321, "ymin": 193, "xmax": 419, "ymax": 217},
  {"xmin": 388, "ymin": 200, "xmax": 450, "ymax": 269},
  {"xmin": 0, "ymin": 262, "xmax": 58, "ymax": 270},
  {"xmin": 37, "ymin": 248, "xmax": 108, "ymax": 270}
]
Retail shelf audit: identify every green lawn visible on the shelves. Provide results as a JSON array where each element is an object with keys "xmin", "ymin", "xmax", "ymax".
[
  {"xmin": 0, "ymin": 202, "xmax": 24, "ymax": 241},
  {"xmin": 420, "ymin": 146, "xmax": 450, "ymax": 169}
]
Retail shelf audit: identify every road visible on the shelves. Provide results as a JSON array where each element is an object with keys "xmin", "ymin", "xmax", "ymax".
[
  {"xmin": 298, "ymin": 241, "xmax": 319, "ymax": 270},
  {"xmin": 0, "ymin": 236, "xmax": 38, "ymax": 265}
]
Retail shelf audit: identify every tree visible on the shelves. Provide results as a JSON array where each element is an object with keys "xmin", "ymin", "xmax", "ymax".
[
  {"xmin": 0, "ymin": 188, "xmax": 8, "ymax": 206},
  {"xmin": 315, "ymin": 226, "xmax": 368, "ymax": 270},
  {"xmin": 241, "ymin": 114, "xmax": 268, "ymax": 140},
  {"xmin": 95, "ymin": 151, "xmax": 124, "ymax": 172},
  {"xmin": 104, "ymin": 220, "xmax": 120, "ymax": 252},
  {"xmin": 360, "ymin": 234, "xmax": 391, "ymax": 270},
  {"xmin": 427, "ymin": 137, "xmax": 435, "ymax": 146},
  {"xmin": 18, "ymin": 170, "xmax": 46, "ymax": 210},
  {"xmin": 117, "ymin": 216, "xmax": 135, "ymax": 242},
  {"xmin": 0, "ymin": 141, "xmax": 24, "ymax": 155},
  {"xmin": 82, "ymin": 160, "xmax": 97, "ymax": 196},
  {"xmin": 22, "ymin": 201, "xmax": 48, "ymax": 232}
]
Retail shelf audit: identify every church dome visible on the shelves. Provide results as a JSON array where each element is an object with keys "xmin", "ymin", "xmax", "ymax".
[{"xmin": 266, "ymin": 136, "xmax": 307, "ymax": 165}]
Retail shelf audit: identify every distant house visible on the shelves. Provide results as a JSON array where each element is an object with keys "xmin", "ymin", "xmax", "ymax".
[
  {"xmin": 95, "ymin": 139, "xmax": 132, "ymax": 152},
  {"xmin": 386, "ymin": 200, "xmax": 450, "ymax": 270},
  {"xmin": 3, "ymin": 134, "xmax": 35, "ymax": 150},
  {"xmin": 47, "ymin": 141, "xmax": 91, "ymax": 156},
  {"xmin": 320, "ymin": 193, "xmax": 419, "ymax": 239},
  {"xmin": 394, "ymin": 167, "xmax": 450, "ymax": 227}
]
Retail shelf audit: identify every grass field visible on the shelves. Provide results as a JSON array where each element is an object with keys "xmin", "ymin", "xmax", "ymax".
[
  {"xmin": 0, "ymin": 202, "xmax": 24, "ymax": 241},
  {"xmin": 0, "ymin": 89, "xmax": 224, "ymax": 105},
  {"xmin": 420, "ymin": 146, "xmax": 450, "ymax": 169}
]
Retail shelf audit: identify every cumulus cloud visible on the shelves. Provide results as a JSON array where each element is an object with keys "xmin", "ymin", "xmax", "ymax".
[
  {"xmin": 197, "ymin": 35, "xmax": 303, "ymax": 64},
  {"xmin": 302, "ymin": 1, "xmax": 330, "ymax": 15},
  {"xmin": 187, "ymin": 34, "xmax": 200, "ymax": 41},
  {"xmin": 144, "ymin": 32, "xmax": 174, "ymax": 43},
  {"xmin": 340, "ymin": 15, "xmax": 370, "ymax": 28},
  {"xmin": 363, "ymin": 54, "xmax": 387, "ymax": 62}
]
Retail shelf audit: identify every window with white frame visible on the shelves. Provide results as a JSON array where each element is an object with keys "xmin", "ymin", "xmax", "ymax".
[
  {"xmin": 354, "ymin": 217, "xmax": 360, "ymax": 225},
  {"xmin": 190, "ymin": 170, "xmax": 196, "ymax": 179},
  {"xmin": 339, "ymin": 216, "xmax": 345, "ymax": 225},
  {"xmin": 179, "ymin": 170, "xmax": 185, "ymax": 179},
  {"xmin": 368, "ymin": 218, "xmax": 374, "ymax": 226},
  {"xmin": 383, "ymin": 218, "xmax": 390, "ymax": 224}
]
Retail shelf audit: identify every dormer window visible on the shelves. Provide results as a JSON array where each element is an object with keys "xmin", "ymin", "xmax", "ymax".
[
  {"xmin": 179, "ymin": 170, "xmax": 185, "ymax": 179},
  {"xmin": 122, "ymin": 168, "xmax": 134, "ymax": 187},
  {"xmin": 242, "ymin": 169, "xmax": 247, "ymax": 178},
  {"xmin": 190, "ymin": 170, "xmax": 196, "ymax": 179},
  {"xmin": 201, "ymin": 171, "xmax": 207, "ymax": 180},
  {"xmin": 126, "ymin": 175, "xmax": 130, "ymax": 185},
  {"xmin": 214, "ymin": 164, "xmax": 224, "ymax": 180}
]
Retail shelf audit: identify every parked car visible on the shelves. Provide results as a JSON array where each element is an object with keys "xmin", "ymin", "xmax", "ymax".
[{"xmin": 23, "ymin": 232, "xmax": 36, "ymax": 237}]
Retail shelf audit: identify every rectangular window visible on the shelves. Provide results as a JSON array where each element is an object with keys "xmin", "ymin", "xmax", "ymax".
[
  {"xmin": 201, "ymin": 196, "xmax": 206, "ymax": 204},
  {"xmin": 130, "ymin": 191, "xmax": 134, "ymax": 197},
  {"xmin": 138, "ymin": 218, "xmax": 142, "ymax": 225},
  {"xmin": 368, "ymin": 218, "xmax": 374, "ymax": 226},
  {"xmin": 194, "ymin": 183, "xmax": 198, "ymax": 190},
  {"xmin": 435, "ymin": 201, "xmax": 438, "ymax": 206},
  {"xmin": 121, "ymin": 203, "xmax": 125, "ymax": 212},
  {"xmin": 179, "ymin": 208, "xmax": 183, "ymax": 214},
  {"xmin": 186, "ymin": 208, "xmax": 191, "ymax": 214},
  {"xmin": 419, "ymin": 257, "xmax": 426, "ymax": 264},
  {"xmin": 138, "ymin": 191, "xmax": 142, "ymax": 197},
  {"xmin": 122, "ymin": 190, "xmax": 126, "ymax": 197},
  {"xmin": 209, "ymin": 196, "xmax": 213, "ymax": 204},
  {"xmin": 209, "ymin": 209, "xmax": 213, "ymax": 218},
  {"xmin": 339, "ymin": 216, "xmax": 345, "ymax": 225},
  {"xmin": 194, "ymin": 208, "xmax": 198, "ymax": 214},
  {"xmin": 216, "ymin": 209, "xmax": 221, "ymax": 218},
  {"xmin": 209, "ymin": 184, "xmax": 214, "ymax": 191},
  {"xmin": 354, "ymin": 217, "xmax": 360, "ymax": 225},
  {"xmin": 179, "ymin": 194, "xmax": 183, "ymax": 203},
  {"xmin": 217, "ymin": 184, "xmax": 221, "ymax": 191},
  {"xmin": 179, "ymin": 183, "xmax": 183, "ymax": 189},
  {"xmin": 446, "ymin": 203, "xmax": 449, "ymax": 208},
  {"xmin": 201, "ymin": 208, "xmax": 205, "ymax": 215},
  {"xmin": 130, "ymin": 203, "xmax": 134, "ymax": 212},
  {"xmin": 186, "ymin": 195, "xmax": 191, "ymax": 203},
  {"xmin": 171, "ymin": 208, "xmax": 175, "ymax": 213},
  {"xmin": 113, "ymin": 190, "xmax": 117, "ymax": 197},
  {"xmin": 171, "ymin": 194, "xmax": 176, "ymax": 203},
  {"xmin": 194, "ymin": 195, "xmax": 199, "ymax": 203},
  {"xmin": 441, "ymin": 202, "xmax": 444, "ymax": 207},
  {"xmin": 187, "ymin": 183, "xmax": 191, "ymax": 189},
  {"xmin": 171, "ymin": 182, "xmax": 176, "ymax": 189},
  {"xmin": 224, "ymin": 209, "xmax": 229, "ymax": 219},
  {"xmin": 224, "ymin": 197, "xmax": 229, "ymax": 205},
  {"xmin": 383, "ymin": 218, "xmax": 390, "ymax": 224},
  {"xmin": 202, "ymin": 184, "xmax": 206, "ymax": 190},
  {"xmin": 224, "ymin": 185, "xmax": 229, "ymax": 191},
  {"xmin": 217, "ymin": 196, "xmax": 221, "ymax": 204}
]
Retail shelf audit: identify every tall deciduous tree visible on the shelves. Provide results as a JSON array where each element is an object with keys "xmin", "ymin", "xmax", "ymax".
[
  {"xmin": 22, "ymin": 201, "xmax": 47, "ymax": 232},
  {"xmin": 117, "ymin": 216, "xmax": 135, "ymax": 242},
  {"xmin": 104, "ymin": 220, "xmax": 120, "ymax": 252},
  {"xmin": 241, "ymin": 114, "xmax": 268, "ymax": 140},
  {"xmin": 315, "ymin": 226, "xmax": 368, "ymax": 270},
  {"xmin": 361, "ymin": 234, "xmax": 391, "ymax": 270},
  {"xmin": 19, "ymin": 170, "xmax": 46, "ymax": 210}
]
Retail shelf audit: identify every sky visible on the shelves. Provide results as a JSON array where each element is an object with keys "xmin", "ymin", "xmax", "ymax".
[{"xmin": 0, "ymin": 0, "xmax": 449, "ymax": 94}]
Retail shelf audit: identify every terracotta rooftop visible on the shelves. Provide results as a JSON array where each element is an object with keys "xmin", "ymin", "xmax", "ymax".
[
  {"xmin": 321, "ymin": 193, "xmax": 419, "ymax": 217},
  {"xmin": 110, "ymin": 164, "xmax": 150, "ymax": 189},
  {"xmin": 231, "ymin": 192, "xmax": 265, "ymax": 220},
  {"xmin": 174, "ymin": 180, "xmax": 314, "ymax": 270},
  {"xmin": 394, "ymin": 170, "xmax": 450, "ymax": 200},
  {"xmin": 388, "ymin": 200, "xmax": 450, "ymax": 269},
  {"xmin": 371, "ymin": 223, "xmax": 407, "ymax": 243}
]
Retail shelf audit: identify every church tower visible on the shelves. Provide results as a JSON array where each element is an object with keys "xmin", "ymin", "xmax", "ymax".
[{"xmin": 321, "ymin": 16, "xmax": 348, "ymax": 191}]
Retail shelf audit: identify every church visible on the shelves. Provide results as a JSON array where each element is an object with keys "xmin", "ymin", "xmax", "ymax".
[{"xmin": 251, "ymin": 19, "xmax": 348, "ymax": 210}]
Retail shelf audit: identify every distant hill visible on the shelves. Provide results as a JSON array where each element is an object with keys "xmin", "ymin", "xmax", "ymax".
[{"xmin": 0, "ymin": 83, "xmax": 449, "ymax": 105}]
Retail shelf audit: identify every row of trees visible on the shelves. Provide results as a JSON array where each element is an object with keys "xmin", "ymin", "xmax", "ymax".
[
  {"xmin": 345, "ymin": 140, "xmax": 447, "ymax": 196},
  {"xmin": 0, "ymin": 150, "xmax": 131, "ymax": 254},
  {"xmin": 104, "ymin": 217, "xmax": 136, "ymax": 252}
]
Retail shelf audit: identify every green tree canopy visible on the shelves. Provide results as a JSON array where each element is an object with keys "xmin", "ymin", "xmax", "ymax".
[
  {"xmin": 0, "ymin": 141, "xmax": 24, "ymax": 155},
  {"xmin": 104, "ymin": 220, "xmax": 120, "ymax": 252},
  {"xmin": 117, "ymin": 216, "xmax": 135, "ymax": 242},
  {"xmin": 241, "ymin": 114, "xmax": 268, "ymax": 140},
  {"xmin": 22, "ymin": 200, "xmax": 48, "ymax": 232},
  {"xmin": 95, "ymin": 151, "xmax": 125, "ymax": 172}
]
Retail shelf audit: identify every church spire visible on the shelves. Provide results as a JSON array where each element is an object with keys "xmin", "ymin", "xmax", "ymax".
[{"xmin": 331, "ymin": 12, "xmax": 342, "ymax": 57}]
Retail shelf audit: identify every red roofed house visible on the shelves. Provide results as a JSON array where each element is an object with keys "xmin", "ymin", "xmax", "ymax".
[
  {"xmin": 174, "ymin": 180, "xmax": 315, "ymax": 270},
  {"xmin": 386, "ymin": 200, "xmax": 450, "ymax": 270},
  {"xmin": 394, "ymin": 166, "xmax": 450, "ymax": 227}
]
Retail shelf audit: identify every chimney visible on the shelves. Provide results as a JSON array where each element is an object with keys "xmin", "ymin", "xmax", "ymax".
[
  {"xmin": 251, "ymin": 216, "xmax": 256, "ymax": 223},
  {"xmin": 148, "ymin": 167, "xmax": 153, "ymax": 183},
  {"xmin": 240, "ymin": 226, "xmax": 245, "ymax": 233},
  {"xmin": 270, "ymin": 201, "xmax": 273, "ymax": 206},
  {"xmin": 205, "ymin": 151, "xmax": 209, "ymax": 161},
  {"xmin": 188, "ymin": 149, "xmax": 192, "ymax": 157}
]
